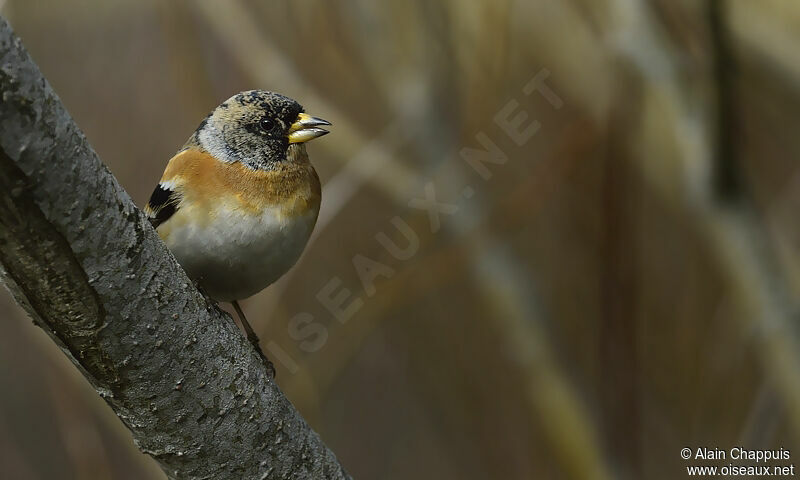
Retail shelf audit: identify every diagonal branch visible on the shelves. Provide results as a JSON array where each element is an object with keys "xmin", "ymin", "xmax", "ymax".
[{"xmin": 0, "ymin": 16, "xmax": 350, "ymax": 480}]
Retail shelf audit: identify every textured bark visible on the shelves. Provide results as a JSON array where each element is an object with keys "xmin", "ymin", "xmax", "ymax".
[{"xmin": 0, "ymin": 16, "xmax": 350, "ymax": 480}]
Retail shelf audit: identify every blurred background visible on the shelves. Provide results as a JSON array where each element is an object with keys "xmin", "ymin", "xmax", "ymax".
[{"xmin": 2, "ymin": 0, "xmax": 800, "ymax": 478}]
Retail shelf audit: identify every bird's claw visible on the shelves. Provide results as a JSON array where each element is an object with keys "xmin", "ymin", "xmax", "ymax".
[{"xmin": 251, "ymin": 341, "xmax": 276, "ymax": 379}]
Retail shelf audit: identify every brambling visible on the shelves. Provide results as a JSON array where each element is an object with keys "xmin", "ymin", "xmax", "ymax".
[{"xmin": 144, "ymin": 90, "xmax": 330, "ymax": 375}]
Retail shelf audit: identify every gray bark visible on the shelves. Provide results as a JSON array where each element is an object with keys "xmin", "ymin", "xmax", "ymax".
[{"xmin": 0, "ymin": 16, "xmax": 350, "ymax": 480}]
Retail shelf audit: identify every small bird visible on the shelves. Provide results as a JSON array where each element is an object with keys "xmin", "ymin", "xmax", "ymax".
[{"xmin": 144, "ymin": 90, "xmax": 330, "ymax": 376}]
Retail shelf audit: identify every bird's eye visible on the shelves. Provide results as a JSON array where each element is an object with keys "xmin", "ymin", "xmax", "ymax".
[{"xmin": 259, "ymin": 118, "xmax": 276, "ymax": 133}]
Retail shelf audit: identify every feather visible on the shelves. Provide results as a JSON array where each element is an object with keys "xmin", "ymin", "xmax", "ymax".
[{"xmin": 145, "ymin": 183, "xmax": 180, "ymax": 229}]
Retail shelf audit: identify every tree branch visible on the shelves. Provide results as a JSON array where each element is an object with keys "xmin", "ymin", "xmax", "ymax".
[{"xmin": 0, "ymin": 16, "xmax": 350, "ymax": 480}]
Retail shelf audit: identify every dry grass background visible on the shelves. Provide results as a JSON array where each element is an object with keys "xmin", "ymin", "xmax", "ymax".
[{"xmin": 1, "ymin": 0, "xmax": 800, "ymax": 479}]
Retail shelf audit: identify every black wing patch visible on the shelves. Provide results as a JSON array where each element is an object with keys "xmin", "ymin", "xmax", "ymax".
[{"xmin": 146, "ymin": 184, "xmax": 180, "ymax": 229}]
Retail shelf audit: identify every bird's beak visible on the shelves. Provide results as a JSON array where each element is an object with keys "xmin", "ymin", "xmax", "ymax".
[{"xmin": 288, "ymin": 113, "xmax": 331, "ymax": 144}]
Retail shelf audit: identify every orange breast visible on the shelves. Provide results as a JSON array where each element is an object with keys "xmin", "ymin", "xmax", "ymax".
[{"xmin": 161, "ymin": 147, "xmax": 321, "ymax": 219}]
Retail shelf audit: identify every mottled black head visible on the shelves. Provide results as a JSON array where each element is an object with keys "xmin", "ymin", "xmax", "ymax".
[{"xmin": 192, "ymin": 90, "xmax": 330, "ymax": 170}]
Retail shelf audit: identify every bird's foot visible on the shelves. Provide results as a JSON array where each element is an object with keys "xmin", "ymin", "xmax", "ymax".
[
  {"xmin": 251, "ymin": 341, "xmax": 276, "ymax": 379},
  {"xmin": 231, "ymin": 300, "xmax": 276, "ymax": 379}
]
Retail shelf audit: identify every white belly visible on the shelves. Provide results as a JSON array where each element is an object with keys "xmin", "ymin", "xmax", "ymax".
[{"xmin": 161, "ymin": 205, "xmax": 318, "ymax": 301}]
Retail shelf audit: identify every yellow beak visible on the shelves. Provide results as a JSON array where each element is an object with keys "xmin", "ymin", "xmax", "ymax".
[{"xmin": 288, "ymin": 112, "xmax": 331, "ymax": 144}]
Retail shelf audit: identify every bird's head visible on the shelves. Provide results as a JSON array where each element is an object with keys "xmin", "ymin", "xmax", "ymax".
[{"xmin": 193, "ymin": 90, "xmax": 330, "ymax": 170}]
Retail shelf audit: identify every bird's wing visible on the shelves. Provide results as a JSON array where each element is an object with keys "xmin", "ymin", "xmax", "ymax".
[
  {"xmin": 144, "ymin": 181, "xmax": 181, "ymax": 229},
  {"xmin": 144, "ymin": 150, "xmax": 192, "ymax": 229}
]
